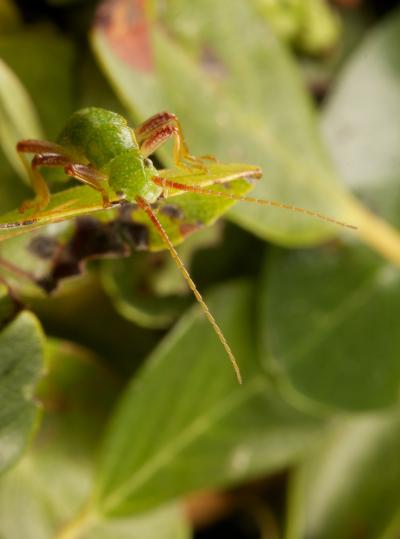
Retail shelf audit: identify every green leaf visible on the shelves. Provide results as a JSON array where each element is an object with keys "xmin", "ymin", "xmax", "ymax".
[
  {"xmin": 0, "ymin": 449, "xmax": 189, "ymax": 539},
  {"xmin": 0, "ymin": 281, "xmax": 19, "ymax": 328},
  {"xmin": 92, "ymin": 0, "xmax": 356, "ymax": 245},
  {"xmin": 127, "ymin": 168, "xmax": 256, "ymax": 251},
  {"xmin": 0, "ymin": 59, "xmax": 43, "ymax": 180},
  {"xmin": 0, "ymin": 335, "xmax": 190, "ymax": 539},
  {"xmin": 101, "ymin": 253, "xmax": 190, "ymax": 329},
  {"xmin": 0, "ymin": 185, "xmax": 110, "ymax": 243},
  {"xmin": 261, "ymin": 243, "xmax": 400, "ymax": 411},
  {"xmin": 0, "ymin": 26, "xmax": 76, "ymax": 140},
  {"xmin": 38, "ymin": 338, "xmax": 120, "ymax": 449},
  {"xmin": 323, "ymin": 9, "xmax": 400, "ymax": 229},
  {"xmin": 0, "ymin": 451, "xmax": 91, "ymax": 539},
  {"xmin": 0, "ymin": 311, "xmax": 45, "ymax": 474},
  {"xmin": 101, "ymin": 225, "xmax": 220, "ymax": 328},
  {"xmin": 91, "ymin": 281, "xmax": 324, "ymax": 517},
  {"xmin": 0, "ymin": 162, "xmax": 258, "ymax": 246},
  {"xmin": 6, "ymin": 337, "xmax": 188, "ymax": 537},
  {"xmin": 31, "ymin": 275, "xmax": 159, "ymax": 375},
  {"xmin": 72, "ymin": 505, "xmax": 190, "ymax": 539},
  {"xmin": 287, "ymin": 410, "xmax": 400, "ymax": 539}
]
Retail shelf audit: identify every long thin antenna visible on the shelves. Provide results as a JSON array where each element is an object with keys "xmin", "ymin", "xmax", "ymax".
[
  {"xmin": 153, "ymin": 177, "xmax": 357, "ymax": 231},
  {"xmin": 136, "ymin": 196, "xmax": 242, "ymax": 384}
]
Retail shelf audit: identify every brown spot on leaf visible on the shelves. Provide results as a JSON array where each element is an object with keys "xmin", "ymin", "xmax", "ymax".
[
  {"xmin": 179, "ymin": 222, "xmax": 202, "ymax": 238},
  {"xmin": 159, "ymin": 205, "xmax": 184, "ymax": 220},
  {"xmin": 95, "ymin": 0, "xmax": 154, "ymax": 71}
]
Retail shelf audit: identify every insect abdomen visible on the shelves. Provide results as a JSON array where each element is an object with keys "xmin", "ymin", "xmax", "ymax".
[{"xmin": 57, "ymin": 107, "xmax": 138, "ymax": 169}]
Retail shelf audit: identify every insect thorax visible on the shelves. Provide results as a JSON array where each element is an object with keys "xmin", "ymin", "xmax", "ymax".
[
  {"xmin": 108, "ymin": 150, "xmax": 162, "ymax": 204},
  {"xmin": 57, "ymin": 107, "xmax": 138, "ymax": 169}
]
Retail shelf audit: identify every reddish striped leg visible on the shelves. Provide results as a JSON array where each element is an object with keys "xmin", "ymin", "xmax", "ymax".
[
  {"xmin": 17, "ymin": 140, "xmax": 67, "ymax": 212},
  {"xmin": 134, "ymin": 111, "xmax": 216, "ymax": 171},
  {"xmin": 16, "ymin": 140, "xmax": 111, "ymax": 213}
]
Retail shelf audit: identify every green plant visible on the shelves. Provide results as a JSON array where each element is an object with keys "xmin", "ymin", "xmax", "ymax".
[{"xmin": 0, "ymin": 1, "xmax": 400, "ymax": 537}]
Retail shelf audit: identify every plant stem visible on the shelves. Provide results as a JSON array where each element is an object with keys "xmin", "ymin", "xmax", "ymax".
[
  {"xmin": 55, "ymin": 507, "xmax": 97, "ymax": 539},
  {"xmin": 349, "ymin": 199, "xmax": 400, "ymax": 267}
]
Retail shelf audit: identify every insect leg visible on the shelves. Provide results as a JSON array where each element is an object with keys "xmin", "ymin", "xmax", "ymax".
[
  {"xmin": 16, "ymin": 141, "xmax": 71, "ymax": 213},
  {"xmin": 64, "ymin": 163, "xmax": 111, "ymax": 207},
  {"xmin": 136, "ymin": 195, "xmax": 242, "ymax": 384},
  {"xmin": 134, "ymin": 112, "xmax": 215, "ymax": 171},
  {"xmin": 152, "ymin": 177, "xmax": 357, "ymax": 230},
  {"xmin": 135, "ymin": 112, "xmax": 179, "ymax": 140}
]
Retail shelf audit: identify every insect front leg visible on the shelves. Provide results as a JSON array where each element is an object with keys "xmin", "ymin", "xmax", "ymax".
[
  {"xmin": 134, "ymin": 111, "xmax": 215, "ymax": 171},
  {"xmin": 17, "ymin": 140, "xmax": 71, "ymax": 213}
]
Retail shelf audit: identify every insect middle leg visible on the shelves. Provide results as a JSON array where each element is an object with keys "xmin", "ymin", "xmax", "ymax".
[
  {"xmin": 64, "ymin": 163, "xmax": 111, "ymax": 207},
  {"xmin": 134, "ymin": 112, "xmax": 215, "ymax": 170}
]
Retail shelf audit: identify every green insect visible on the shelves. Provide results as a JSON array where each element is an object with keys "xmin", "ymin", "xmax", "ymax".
[{"xmin": 0, "ymin": 107, "xmax": 356, "ymax": 383}]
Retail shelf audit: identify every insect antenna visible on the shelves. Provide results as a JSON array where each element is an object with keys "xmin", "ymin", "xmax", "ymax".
[
  {"xmin": 136, "ymin": 196, "xmax": 243, "ymax": 384},
  {"xmin": 153, "ymin": 178, "xmax": 357, "ymax": 231}
]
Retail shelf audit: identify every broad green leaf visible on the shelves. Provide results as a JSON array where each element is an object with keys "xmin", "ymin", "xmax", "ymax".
[
  {"xmin": 0, "ymin": 446, "xmax": 189, "ymax": 539},
  {"xmin": 0, "ymin": 185, "xmax": 111, "ymax": 243},
  {"xmin": 90, "ymin": 281, "xmax": 324, "ymax": 517},
  {"xmin": 0, "ymin": 311, "xmax": 45, "ymax": 474},
  {"xmin": 261, "ymin": 243, "xmax": 400, "ymax": 411},
  {"xmin": 0, "ymin": 335, "xmax": 190, "ymax": 539},
  {"xmin": 73, "ymin": 505, "xmax": 190, "ymax": 539},
  {"xmin": 287, "ymin": 410, "xmax": 400, "ymax": 539},
  {"xmin": 92, "ymin": 0, "xmax": 356, "ymax": 246},
  {"xmin": 323, "ymin": 9, "xmax": 400, "ymax": 230},
  {"xmin": 0, "ymin": 59, "xmax": 43, "ymax": 179},
  {"xmin": 0, "ymin": 451, "xmax": 91, "ymax": 539}
]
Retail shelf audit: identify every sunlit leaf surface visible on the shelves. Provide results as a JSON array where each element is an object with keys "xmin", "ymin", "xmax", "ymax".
[
  {"xmin": 0, "ymin": 311, "xmax": 45, "ymax": 474},
  {"xmin": 93, "ymin": 282, "xmax": 324, "ymax": 516},
  {"xmin": 287, "ymin": 411, "xmax": 400, "ymax": 539},
  {"xmin": 92, "ymin": 0, "xmax": 357, "ymax": 245}
]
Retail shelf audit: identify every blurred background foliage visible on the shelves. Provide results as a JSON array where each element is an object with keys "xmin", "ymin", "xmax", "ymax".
[{"xmin": 0, "ymin": 0, "xmax": 400, "ymax": 537}]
